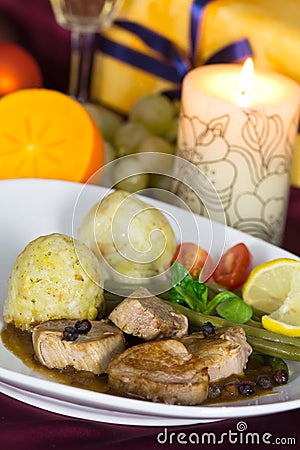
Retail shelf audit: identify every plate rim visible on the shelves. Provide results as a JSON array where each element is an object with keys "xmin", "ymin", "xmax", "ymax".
[
  {"xmin": 1, "ymin": 177, "xmax": 300, "ymax": 425},
  {"xmin": 1, "ymin": 364, "xmax": 300, "ymax": 421}
]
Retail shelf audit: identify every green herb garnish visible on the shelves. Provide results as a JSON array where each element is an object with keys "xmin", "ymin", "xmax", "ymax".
[{"xmin": 169, "ymin": 261, "xmax": 253, "ymax": 323}]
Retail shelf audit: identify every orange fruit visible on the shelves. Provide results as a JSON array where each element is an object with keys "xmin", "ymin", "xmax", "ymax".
[
  {"xmin": 0, "ymin": 88, "xmax": 105, "ymax": 183},
  {"xmin": 0, "ymin": 42, "xmax": 42, "ymax": 96}
]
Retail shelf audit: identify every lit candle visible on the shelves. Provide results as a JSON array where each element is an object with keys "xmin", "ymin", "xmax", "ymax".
[
  {"xmin": 236, "ymin": 57, "xmax": 254, "ymax": 107},
  {"xmin": 176, "ymin": 60, "xmax": 300, "ymax": 245}
]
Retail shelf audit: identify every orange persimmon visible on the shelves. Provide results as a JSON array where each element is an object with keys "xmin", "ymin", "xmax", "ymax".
[
  {"xmin": 0, "ymin": 88, "xmax": 105, "ymax": 183},
  {"xmin": 0, "ymin": 42, "xmax": 42, "ymax": 96}
]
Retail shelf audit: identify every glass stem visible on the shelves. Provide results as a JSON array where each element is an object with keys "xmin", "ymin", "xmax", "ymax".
[{"xmin": 68, "ymin": 30, "xmax": 96, "ymax": 103}]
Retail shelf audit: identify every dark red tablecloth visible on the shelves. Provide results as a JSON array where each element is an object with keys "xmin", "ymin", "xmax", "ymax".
[
  {"xmin": 0, "ymin": 1, "xmax": 300, "ymax": 448},
  {"xmin": 1, "ymin": 390, "xmax": 299, "ymax": 450},
  {"xmin": 0, "ymin": 0, "xmax": 69, "ymax": 92},
  {"xmin": 283, "ymin": 187, "xmax": 300, "ymax": 256}
]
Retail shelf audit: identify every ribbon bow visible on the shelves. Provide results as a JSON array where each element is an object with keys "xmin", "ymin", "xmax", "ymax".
[{"xmin": 96, "ymin": 0, "xmax": 252, "ymax": 90}]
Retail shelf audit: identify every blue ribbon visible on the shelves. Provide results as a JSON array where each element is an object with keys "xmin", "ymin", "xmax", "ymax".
[
  {"xmin": 98, "ymin": 21, "xmax": 190, "ymax": 85},
  {"xmin": 96, "ymin": 0, "xmax": 253, "ymax": 86},
  {"xmin": 190, "ymin": 0, "xmax": 211, "ymax": 65},
  {"xmin": 205, "ymin": 39, "xmax": 253, "ymax": 65}
]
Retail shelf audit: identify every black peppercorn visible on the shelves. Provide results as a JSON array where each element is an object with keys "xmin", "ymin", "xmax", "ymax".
[
  {"xmin": 273, "ymin": 369, "xmax": 289, "ymax": 385},
  {"xmin": 208, "ymin": 384, "xmax": 222, "ymax": 399},
  {"xmin": 256, "ymin": 374, "xmax": 272, "ymax": 389},
  {"xmin": 62, "ymin": 326, "xmax": 78, "ymax": 341},
  {"xmin": 75, "ymin": 319, "xmax": 92, "ymax": 334},
  {"xmin": 238, "ymin": 383, "xmax": 255, "ymax": 396},
  {"xmin": 201, "ymin": 321, "xmax": 215, "ymax": 337}
]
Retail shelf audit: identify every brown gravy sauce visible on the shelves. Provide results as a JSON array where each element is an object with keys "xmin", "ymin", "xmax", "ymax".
[
  {"xmin": 1, "ymin": 324, "xmax": 111, "ymax": 394},
  {"xmin": 1, "ymin": 324, "xmax": 275, "ymax": 405}
]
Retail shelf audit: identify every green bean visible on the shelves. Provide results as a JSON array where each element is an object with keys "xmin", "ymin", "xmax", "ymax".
[
  {"xmin": 263, "ymin": 355, "xmax": 289, "ymax": 373},
  {"xmin": 246, "ymin": 319, "xmax": 263, "ymax": 328},
  {"xmin": 207, "ymin": 282, "xmax": 231, "ymax": 295},
  {"xmin": 168, "ymin": 302, "xmax": 300, "ymax": 360},
  {"xmin": 243, "ymin": 323, "xmax": 300, "ymax": 346},
  {"xmin": 246, "ymin": 336, "xmax": 300, "ymax": 361}
]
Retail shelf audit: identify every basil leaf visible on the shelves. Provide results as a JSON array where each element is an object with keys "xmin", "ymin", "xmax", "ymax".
[
  {"xmin": 171, "ymin": 261, "xmax": 193, "ymax": 287},
  {"xmin": 186, "ymin": 281, "xmax": 208, "ymax": 310},
  {"xmin": 169, "ymin": 285, "xmax": 190, "ymax": 305},
  {"xmin": 169, "ymin": 262, "xmax": 207, "ymax": 312},
  {"xmin": 170, "ymin": 261, "xmax": 253, "ymax": 322},
  {"xmin": 205, "ymin": 290, "xmax": 236, "ymax": 314}
]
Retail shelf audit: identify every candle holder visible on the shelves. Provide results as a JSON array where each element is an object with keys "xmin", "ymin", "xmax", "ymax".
[{"xmin": 175, "ymin": 63, "xmax": 300, "ymax": 246}]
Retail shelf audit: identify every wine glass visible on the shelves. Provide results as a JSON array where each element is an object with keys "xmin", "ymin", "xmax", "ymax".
[{"xmin": 49, "ymin": 0, "xmax": 123, "ymax": 103}]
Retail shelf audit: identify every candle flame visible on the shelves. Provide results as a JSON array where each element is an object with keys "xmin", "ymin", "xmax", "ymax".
[{"xmin": 237, "ymin": 57, "xmax": 254, "ymax": 107}]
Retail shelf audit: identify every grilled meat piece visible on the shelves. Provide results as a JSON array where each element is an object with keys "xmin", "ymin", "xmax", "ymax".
[
  {"xmin": 32, "ymin": 319, "xmax": 125, "ymax": 374},
  {"xmin": 108, "ymin": 287, "xmax": 188, "ymax": 340},
  {"xmin": 107, "ymin": 339, "xmax": 209, "ymax": 405},
  {"xmin": 180, "ymin": 326, "xmax": 252, "ymax": 381}
]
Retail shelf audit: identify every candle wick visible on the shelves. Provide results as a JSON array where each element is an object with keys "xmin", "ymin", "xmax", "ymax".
[
  {"xmin": 237, "ymin": 58, "xmax": 254, "ymax": 107},
  {"xmin": 238, "ymin": 89, "xmax": 249, "ymax": 107}
]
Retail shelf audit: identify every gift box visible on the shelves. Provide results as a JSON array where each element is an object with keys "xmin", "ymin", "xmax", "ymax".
[
  {"xmin": 91, "ymin": 0, "xmax": 193, "ymax": 113},
  {"xmin": 90, "ymin": 0, "xmax": 300, "ymax": 185}
]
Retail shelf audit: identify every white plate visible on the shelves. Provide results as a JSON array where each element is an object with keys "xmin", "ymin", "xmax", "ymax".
[{"xmin": 0, "ymin": 178, "xmax": 300, "ymax": 426}]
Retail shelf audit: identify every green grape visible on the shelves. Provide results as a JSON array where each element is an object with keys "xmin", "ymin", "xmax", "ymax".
[
  {"xmin": 164, "ymin": 117, "xmax": 179, "ymax": 143},
  {"xmin": 104, "ymin": 140, "xmax": 117, "ymax": 164},
  {"xmin": 114, "ymin": 122, "xmax": 151, "ymax": 158},
  {"xmin": 148, "ymin": 173, "xmax": 174, "ymax": 203},
  {"xmin": 171, "ymin": 98, "xmax": 181, "ymax": 116},
  {"xmin": 112, "ymin": 156, "xmax": 150, "ymax": 192},
  {"xmin": 84, "ymin": 103, "xmax": 123, "ymax": 143},
  {"xmin": 129, "ymin": 94, "xmax": 173, "ymax": 136},
  {"xmin": 136, "ymin": 135, "xmax": 175, "ymax": 171},
  {"xmin": 149, "ymin": 173, "xmax": 173, "ymax": 190}
]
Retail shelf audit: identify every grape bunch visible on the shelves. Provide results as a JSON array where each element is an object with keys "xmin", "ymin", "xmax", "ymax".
[{"xmin": 85, "ymin": 94, "xmax": 180, "ymax": 192}]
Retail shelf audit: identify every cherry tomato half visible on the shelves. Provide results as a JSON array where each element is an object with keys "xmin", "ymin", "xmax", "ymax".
[
  {"xmin": 172, "ymin": 243, "xmax": 215, "ymax": 281},
  {"xmin": 212, "ymin": 243, "xmax": 252, "ymax": 290}
]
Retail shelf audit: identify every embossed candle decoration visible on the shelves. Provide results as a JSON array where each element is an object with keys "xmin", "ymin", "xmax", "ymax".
[{"xmin": 176, "ymin": 59, "xmax": 300, "ymax": 245}]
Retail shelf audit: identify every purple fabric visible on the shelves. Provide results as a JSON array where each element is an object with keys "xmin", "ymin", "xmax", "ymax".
[
  {"xmin": 283, "ymin": 187, "xmax": 300, "ymax": 256},
  {"xmin": 0, "ymin": 392, "xmax": 299, "ymax": 450},
  {"xmin": 0, "ymin": 0, "xmax": 70, "ymax": 91}
]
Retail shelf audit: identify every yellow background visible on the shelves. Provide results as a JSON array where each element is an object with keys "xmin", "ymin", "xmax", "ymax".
[{"xmin": 91, "ymin": 0, "xmax": 300, "ymax": 186}]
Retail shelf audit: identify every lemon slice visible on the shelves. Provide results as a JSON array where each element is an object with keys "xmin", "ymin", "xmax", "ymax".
[
  {"xmin": 262, "ymin": 315, "xmax": 300, "ymax": 337},
  {"xmin": 242, "ymin": 258, "xmax": 300, "ymax": 336}
]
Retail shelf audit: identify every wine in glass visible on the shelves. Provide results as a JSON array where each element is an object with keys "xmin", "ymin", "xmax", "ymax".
[{"xmin": 49, "ymin": 0, "xmax": 122, "ymax": 103}]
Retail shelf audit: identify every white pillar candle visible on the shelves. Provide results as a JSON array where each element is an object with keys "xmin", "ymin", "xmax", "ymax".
[{"xmin": 176, "ymin": 60, "xmax": 300, "ymax": 245}]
